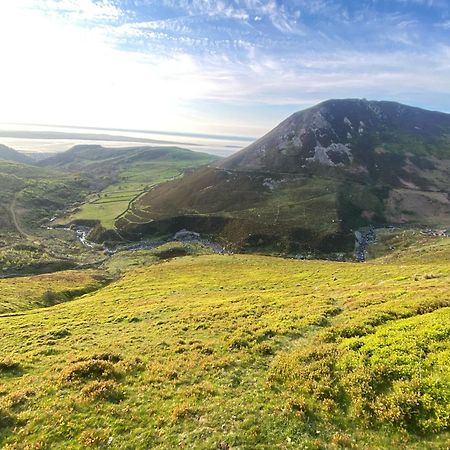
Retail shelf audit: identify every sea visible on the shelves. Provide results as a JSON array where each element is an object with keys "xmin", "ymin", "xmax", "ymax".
[{"xmin": 0, "ymin": 123, "xmax": 255, "ymax": 159}]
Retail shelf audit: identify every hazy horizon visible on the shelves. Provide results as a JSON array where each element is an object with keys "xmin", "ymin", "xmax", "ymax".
[
  {"xmin": 0, "ymin": 122, "xmax": 254, "ymax": 157},
  {"xmin": 3, "ymin": 95, "xmax": 450, "ymax": 157}
]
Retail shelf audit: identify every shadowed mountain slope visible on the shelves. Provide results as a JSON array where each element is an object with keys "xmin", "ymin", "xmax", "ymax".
[{"xmin": 116, "ymin": 100, "xmax": 450, "ymax": 253}]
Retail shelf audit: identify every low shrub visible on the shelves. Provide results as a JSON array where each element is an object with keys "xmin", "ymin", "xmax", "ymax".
[
  {"xmin": 284, "ymin": 395, "xmax": 309, "ymax": 419},
  {"xmin": 81, "ymin": 380, "xmax": 124, "ymax": 403},
  {"xmin": 42, "ymin": 290, "xmax": 59, "ymax": 305},
  {"xmin": 171, "ymin": 402, "xmax": 199, "ymax": 421},
  {"xmin": 60, "ymin": 359, "xmax": 119, "ymax": 383},
  {"xmin": 1, "ymin": 389, "xmax": 35, "ymax": 410},
  {"xmin": 228, "ymin": 336, "xmax": 250, "ymax": 350},
  {"xmin": 45, "ymin": 328, "xmax": 71, "ymax": 340},
  {"xmin": 330, "ymin": 432, "xmax": 355, "ymax": 448},
  {"xmin": 88, "ymin": 352, "xmax": 122, "ymax": 363},
  {"xmin": 185, "ymin": 382, "xmax": 216, "ymax": 399},
  {"xmin": 0, "ymin": 359, "xmax": 21, "ymax": 374},
  {"xmin": 269, "ymin": 308, "xmax": 450, "ymax": 433},
  {"xmin": 79, "ymin": 429, "xmax": 110, "ymax": 447},
  {"xmin": 0, "ymin": 407, "xmax": 14, "ymax": 430},
  {"xmin": 253, "ymin": 342, "xmax": 274, "ymax": 356}
]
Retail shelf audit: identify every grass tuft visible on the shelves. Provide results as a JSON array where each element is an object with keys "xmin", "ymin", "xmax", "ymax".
[
  {"xmin": 60, "ymin": 359, "xmax": 119, "ymax": 383},
  {"xmin": 81, "ymin": 380, "xmax": 124, "ymax": 403}
]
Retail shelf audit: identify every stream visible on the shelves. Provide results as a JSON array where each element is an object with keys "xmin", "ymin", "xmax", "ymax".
[{"xmin": 54, "ymin": 225, "xmax": 227, "ymax": 256}]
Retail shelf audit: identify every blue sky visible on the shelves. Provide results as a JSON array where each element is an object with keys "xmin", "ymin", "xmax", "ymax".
[{"xmin": 0, "ymin": 0, "xmax": 449, "ymax": 137}]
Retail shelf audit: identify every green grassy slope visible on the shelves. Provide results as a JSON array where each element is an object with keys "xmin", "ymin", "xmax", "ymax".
[
  {"xmin": 0, "ymin": 270, "xmax": 106, "ymax": 315},
  {"xmin": 0, "ymin": 241, "xmax": 449, "ymax": 449},
  {"xmin": 0, "ymin": 160, "xmax": 104, "ymax": 275},
  {"xmin": 49, "ymin": 146, "xmax": 219, "ymax": 229},
  {"xmin": 117, "ymin": 170, "xmax": 353, "ymax": 253},
  {"xmin": 367, "ymin": 229, "xmax": 450, "ymax": 263},
  {"xmin": 102, "ymin": 241, "xmax": 215, "ymax": 276},
  {"xmin": 0, "ymin": 160, "xmax": 91, "ymax": 233}
]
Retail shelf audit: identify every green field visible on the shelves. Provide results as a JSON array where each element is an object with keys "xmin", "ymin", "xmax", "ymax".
[
  {"xmin": 51, "ymin": 147, "xmax": 218, "ymax": 229},
  {"xmin": 67, "ymin": 163, "xmax": 189, "ymax": 228},
  {"xmin": 0, "ymin": 237, "xmax": 449, "ymax": 449}
]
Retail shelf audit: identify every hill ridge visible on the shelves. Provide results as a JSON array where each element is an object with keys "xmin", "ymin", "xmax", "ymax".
[{"xmin": 0, "ymin": 144, "xmax": 35, "ymax": 165}]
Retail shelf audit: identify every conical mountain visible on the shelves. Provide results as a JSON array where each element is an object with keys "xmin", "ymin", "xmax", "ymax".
[
  {"xmin": 218, "ymin": 98, "xmax": 450, "ymax": 175},
  {"xmin": 116, "ymin": 99, "xmax": 450, "ymax": 254}
]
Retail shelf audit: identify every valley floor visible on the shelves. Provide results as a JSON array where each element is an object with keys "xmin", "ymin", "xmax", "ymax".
[{"xmin": 0, "ymin": 238, "xmax": 449, "ymax": 449}]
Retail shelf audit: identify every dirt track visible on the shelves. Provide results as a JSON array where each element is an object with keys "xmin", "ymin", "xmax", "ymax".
[{"xmin": 8, "ymin": 193, "xmax": 32, "ymax": 239}]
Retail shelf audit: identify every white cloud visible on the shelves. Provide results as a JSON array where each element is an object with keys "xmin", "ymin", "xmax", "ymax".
[
  {"xmin": 242, "ymin": 0, "xmax": 302, "ymax": 33},
  {"xmin": 161, "ymin": 0, "xmax": 250, "ymax": 21},
  {"xmin": 437, "ymin": 20, "xmax": 450, "ymax": 29},
  {"xmin": 22, "ymin": 0, "xmax": 122, "ymax": 21},
  {"xmin": 0, "ymin": 1, "xmax": 449, "ymax": 137},
  {"xmin": 0, "ymin": 3, "xmax": 217, "ymax": 131},
  {"xmin": 157, "ymin": 0, "xmax": 304, "ymax": 34}
]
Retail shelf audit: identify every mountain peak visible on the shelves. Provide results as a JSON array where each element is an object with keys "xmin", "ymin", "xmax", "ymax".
[{"xmin": 217, "ymin": 99, "xmax": 450, "ymax": 173}]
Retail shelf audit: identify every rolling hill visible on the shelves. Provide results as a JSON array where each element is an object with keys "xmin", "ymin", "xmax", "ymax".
[
  {"xmin": 0, "ymin": 144, "xmax": 34, "ymax": 165},
  {"xmin": 116, "ymin": 99, "xmax": 450, "ymax": 254},
  {"xmin": 38, "ymin": 144, "xmax": 218, "ymax": 173},
  {"xmin": 0, "ymin": 145, "xmax": 220, "ymax": 275},
  {"xmin": 0, "ymin": 160, "xmax": 92, "ymax": 234},
  {"xmin": 0, "ymin": 159, "xmax": 102, "ymax": 275}
]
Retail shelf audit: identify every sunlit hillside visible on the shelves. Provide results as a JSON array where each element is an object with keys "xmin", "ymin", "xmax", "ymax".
[{"xmin": 1, "ymin": 238, "xmax": 449, "ymax": 449}]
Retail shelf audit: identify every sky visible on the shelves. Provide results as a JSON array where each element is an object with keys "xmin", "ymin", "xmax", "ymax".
[{"xmin": 0, "ymin": 0, "xmax": 449, "ymax": 138}]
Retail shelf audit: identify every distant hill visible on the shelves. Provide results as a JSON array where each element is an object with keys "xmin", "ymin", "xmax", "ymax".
[
  {"xmin": 218, "ymin": 98, "xmax": 450, "ymax": 171},
  {"xmin": 39, "ymin": 145, "xmax": 219, "ymax": 173},
  {"xmin": 0, "ymin": 144, "xmax": 34, "ymax": 165},
  {"xmin": 116, "ymin": 99, "xmax": 450, "ymax": 254}
]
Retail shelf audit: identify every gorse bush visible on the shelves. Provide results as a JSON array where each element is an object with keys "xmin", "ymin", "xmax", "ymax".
[
  {"xmin": 0, "ymin": 407, "xmax": 14, "ymax": 431},
  {"xmin": 0, "ymin": 389, "xmax": 35, "ymax": 410},
  {"xmin": 0, "ymin": 359, "xmax": 21, "ymax": 373}
]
